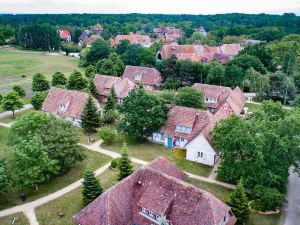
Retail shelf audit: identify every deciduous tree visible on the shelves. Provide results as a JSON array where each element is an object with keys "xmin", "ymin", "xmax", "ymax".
[
  {"xmin": 67, "ymin": 70, "xmax": 87, "ymax": 90},
  {"xmin": 175, "ymin": 87, "xmax": 205, "ymax": 109},
  {"xmin": 1, "ymin": 91, "xmax": 23, "ymax": 118},
  {"xmin": 32, "ymin": 73, "xmax": 50, "ymax": 92},
  {"xmin": 0, "ymin": 157, "xmax": 10, "ymax": 196},
  {"xmin": 31, "ymin": 91, "xmax": 48, "ymax": 110},
  {"xmin": 12, "ymin": 85, "xmax": 26, "ymax": 98},
  {"xmin": 51, "ymin": 72, "xmax": 67, "ymax": 86}
]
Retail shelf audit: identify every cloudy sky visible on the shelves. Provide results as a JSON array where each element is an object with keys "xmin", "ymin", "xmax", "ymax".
[{"xmin": 0, "ymin": 0, "xmax": 299, "ymax": 15}]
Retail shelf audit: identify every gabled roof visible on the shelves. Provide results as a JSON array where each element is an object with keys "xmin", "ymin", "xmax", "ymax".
[
  {"xmin": 159, "ymin": 44, "xmax": 242, "ymax": 64},
  {"xmin": 59, "ymin": 29, "xmax": 71, "ymax": 39},
  {"xmin": 74, "ymin": 157, "xmax": 236, "ymax": 225},
  {"xmin": 110, "ymin": 33, "xmax": 152, "ymax": 47},
  {"xmin": 161, "ymin": 105, "xmax": 212, "ymax": 140},
  {"xmin": 122, "ymin": 65, "xmax": 162, "ymax": 86},
  {"xmin": 225, "ymin": 87, "xmax": 247, "ymax": 115},
  {"xmin": 192, "ymin": 83, "xmax": 232, "ymax": 109},
  {"xmin": 42, "ymin": 87, "xmax": 90, "ymax": 119},
  {"xmin": 85, "ymin": 35, "xmax": 103, "ymax": 46},
  {"xmin": 94, "ymin": 74, "xmax": 135, "ymax": 99},
  {"xmin": 78, "ymin": 30, "xmax": 90, "ymax": 42}
]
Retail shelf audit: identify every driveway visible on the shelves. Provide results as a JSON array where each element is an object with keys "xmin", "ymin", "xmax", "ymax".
[{"xmin": 284, "ymin": 167, "xmax": 300, "ymax": 225}]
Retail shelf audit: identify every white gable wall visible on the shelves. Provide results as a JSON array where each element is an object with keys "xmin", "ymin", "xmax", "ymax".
[{"xmin": 185, "ymin": 133, "xmax": 216, "ymax": 166}]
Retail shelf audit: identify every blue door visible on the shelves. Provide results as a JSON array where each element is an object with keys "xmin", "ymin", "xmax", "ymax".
[{"xmin": 167, "ymin": 137, "xmax": 173, "ymax": 148}]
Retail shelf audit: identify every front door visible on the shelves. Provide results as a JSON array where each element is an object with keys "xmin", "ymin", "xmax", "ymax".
[{"xmin": 167, "ymin": 137, "xmax": 173, "ymax": 148}]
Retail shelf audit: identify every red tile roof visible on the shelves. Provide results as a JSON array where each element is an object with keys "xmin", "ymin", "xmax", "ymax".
[
  {"xmin": 192, "ymin": 83, "xmax": 232, "ymax": 109},
  {"xmin": 225, "ymin": 87, "xmax": 247, "ymax": 115},
  {"xmin": 42, "ymin": 87, "xmax": 90, "ymax": 119},
  {"xmin": 74, "ymin": 157, "xmax": 236, "ymax": 225},
  {"xmin": 59, "ymin": 29, "xmax": 71, "ymax": 40},
  {"xmin": 161, "ymin": 105, "xmax": 212, "ymax": 140},
  {"xmin": 85, "ymin": 34, "xmax": 103, "ymax": 46},
  {"xmin": 92, "ymin": 23, "xmax": 103, "ymax": 32},
  {"xmin": 110, "ymin": 33, "xmax": 152, "ymax": 47},
  {"xmin": 159, "ymin": 44, "xmax": 242, "ymax": 64},
  {"xmin": 122, "ymin": 65, "xmax": 162, "ymax": 86},
  {"xmin": 94, "ymin": 74, "xmax": 135, "ymax": 99}
]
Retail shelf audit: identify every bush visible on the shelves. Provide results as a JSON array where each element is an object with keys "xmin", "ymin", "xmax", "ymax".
[
  {"xmin": 31, "ymin": 92, "xmax": 48, "ymax": 110},
  {"xmin": 32, "ymin": 73, "xmax": 50, "ymax": 92},
  {"xmin": 110, "ymin": 157, "xmax": 121, "ymax": 169},
  {"xmin": 12, "ymin": 85, "xmax": 26, "ymax": 98},
  {"xmin": 99, "ymin": 126, "xmax": 116, "ymax": 144},
  {"xmin": 252, "ymin": 185, "xmax": 285, "ymax": 211},
  {"xmin": 52, "ymin": 72, "xmax": 67, "ymax": 86},
  {"xmin": 102, "ymin": 109, "xmax": 120, "ymax": 124}
]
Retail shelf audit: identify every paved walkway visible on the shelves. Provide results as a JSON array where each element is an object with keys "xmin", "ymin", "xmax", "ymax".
[
  {"xmin": 0, "ymin": 104, "xmax": 33, "ymax": 118},
  {"xmin": 0, "ymin": 163, "xmax": 111, "ymax": 224},
  {"xmin": 208, "ymin": 157, "xmax": 221, "ymax": 180},
  {"xmin": 0, "ymin": 122, "xmax": 12, "ymax": 128},
  {"xmin": 81, "ymin": 141, "xmax": 236, "ymax": 190}
]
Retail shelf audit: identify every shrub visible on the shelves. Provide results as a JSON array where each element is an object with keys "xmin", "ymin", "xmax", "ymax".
[
  {"xmin": 52, "ymin": 72, "xmax": 67, "ymax": 86},
  {"xmin": 12, "ymin": 85, "xmax": 26, "ymax": 98},
  {"xmin": 110, "ymin": 157, "xmax": 121, "ymax": 169},
  {"xmin": 32, "ymin": 73, "xmax": 50, "ymax": 92},
  {"xmin": 31, "ymin": 92, "xmax": 48, "ymax": 110},
  {"xmin": 99, "ymin": 126, "xmax": 116, "ymax": 144},
  {"xmin": 102, "ymin": 109, "xmax": 120, "ymax": 124}
]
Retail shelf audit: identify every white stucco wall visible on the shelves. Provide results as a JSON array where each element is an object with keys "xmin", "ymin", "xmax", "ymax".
[{"xmin": 186, "ymin": 134, "xmax": 216, "ymax": 166}]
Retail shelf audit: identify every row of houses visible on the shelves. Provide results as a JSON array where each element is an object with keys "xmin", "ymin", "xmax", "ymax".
[{"xmin": 74, "ymin": 157, "xmax": 237, "ymax": 225}]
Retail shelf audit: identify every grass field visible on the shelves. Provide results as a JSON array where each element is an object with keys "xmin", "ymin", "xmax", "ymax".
[
  {"xmin": 0, "ymin": 47, "xmax": 82, "ymax": 94},
  {"xmin": 0, "ymin": 212, "xmax": 29, "ymax": 225},
  {"xmin": 36, "ymin": 164, "xmax": 140, "ymax": 225},
  {"xmin": 102, "ymin": 134, "xmax": 212, "ymax": 177},
  {"xmin": 246, "ymin": 102, "xmax": 263, "ymax": 113},
  {"xmin": 0, "ymin": 126, "xmax": 112, "ymax": 210}
]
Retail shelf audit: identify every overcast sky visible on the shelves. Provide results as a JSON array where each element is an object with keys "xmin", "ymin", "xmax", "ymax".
[{"xmin": 1, "ymin": 0, "xmax": 300, "ymax": 15}]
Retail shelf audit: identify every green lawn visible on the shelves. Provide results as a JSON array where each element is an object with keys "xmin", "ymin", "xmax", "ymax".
[
  {"xmin": 36, "ymin": 164, "xmax": 140, "ymax": 225},
  {"xmin": 246, "ymin": 103, "xmax": 262, "ymax": 113},
  {"xmin": 0, "ymin": 213, "xmax": 29, "ymax": 225},
  {"xmin": 0, "ymin": 109, "xmax": 35, "ymax": 123},
  {"xmin": 0, "ymin": 126, "xmax": 112, "ymax": 210},
  {"xmin": 187, "ymin": 178, "xmax": 280, "ymax": 225},
  {"xmin": 79, "ymin": 129, "xmax": 101, "ymax": 145},
  {"xmin": 101, "ymin": 134, "xmax": 212, "ymax": 177},
  {"xmin": 0, "ymin": 47, "xmax": 82, "ymax": 94}
]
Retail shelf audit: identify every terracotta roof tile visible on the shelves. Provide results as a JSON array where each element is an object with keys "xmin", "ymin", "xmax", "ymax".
[
  {"xmin": 85, "ymin": 34, "xmax": 103, "ymax": 46},
  {"xmin": 42, "ymin": 87, "xmax": 91, "ymax": 119},
  {"xmin": 74, "ymin": 157, "xmax": 236, "ymax": 225},
  {"xmin": 110, "ymin": 34, "xmax": 152, "ymax": 47},
  {"xmin": 122, "ymin": 65, "xmax": 162, "ymax": 86}
]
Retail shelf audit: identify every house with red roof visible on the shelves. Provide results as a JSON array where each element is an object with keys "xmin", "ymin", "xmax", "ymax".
[
  {"xmin": 192, "ymin": 83, "xmax": 247, "ymax": 115},
  {"xmin": 153, "ymin": 27, "xmax": 184, "ymax": 44},
  {"xmin": 42, "ymin": 88, "xmax": 99, "ymax": 126},
  {"xmin": 74, "ymin": 157, "xmax": 236, "ymax": 225},
  {"xmin": 85, "ymin": 35, "xmax": 103, "ymax": 47},
  {"xmin": 109, "ymin": 32, "xmax": 153, "ymax": 48},
  {"xmin": 59, "ymin": 29, "xmax": 71, "ymax": 42},
  {"xmin": 122, "ymin": 65, "xmax": 162, "ymax": 91},
  {"xmin": 157, "ymin": 43, "xmax": 242, "ymax": 64},
  {"xmin": 94, "ymin": 74, "xmax": 135, "ymax": 103}
]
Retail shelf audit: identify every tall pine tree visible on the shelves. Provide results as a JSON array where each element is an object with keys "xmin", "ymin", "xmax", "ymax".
[
  {"xmin": 80, "ymin": 96, "xmax": 101, "ymax": 133},
  {"xmin": 283, "ymin": 43, "xmax": 298, "ymax": 75},
  {"xmin": 227, "ymin": 181, "xmax": 250, "ymax": 224},
  {"xmin": 104, "ymin": 86, "xmax": 117, "ymax": 113},
  {"xmin": 82, "ymin": 169, "xmax": 103, "ymax": 206},
  {"xmin": 88, "ymin": 79, "xmax": 99, "ymax": 98},
  {"xmin": 118, "ymin": 142, "xmax": 133, "ymax": 181}
]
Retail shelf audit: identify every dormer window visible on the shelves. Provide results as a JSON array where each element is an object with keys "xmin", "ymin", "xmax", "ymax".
[
  {"xmin": 135, "ymin": 75, "xmax": 142, "ymax": 81},
  {"xmin": 176, "ymin": 125, "xmax": 192, "ymax": 134},
  {"xmin": 205, "ymin": 97, "xmax": 217, "ymax": 103}
]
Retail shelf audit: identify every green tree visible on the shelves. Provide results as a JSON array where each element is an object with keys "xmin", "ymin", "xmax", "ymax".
[
  {"xmin": 0, "ymin": 157, "xmax": 10, "ymax": 196},
  {"xmin": 67, "ymin": 70, "xmax": 87, "ymax": 90},
  {"xmin": 13, "ymin": 136, "xmax": 59, "ymax": 190},
  {"xmin": 163, "ymin": 78, "xmax": 181, "ymax": 90},
  {"xmin": 118, "ymin": 142, "xmax": 133, "ymax": 181},
  {"xmin": 207, "ymin": 61, "xmax": 225, "ymax": 85},
  {"xmin": 96, "ymin": 52, "xmax": 124, "ymax": 76},
  {"xmin": 116, "ymin": 39, "xmax": 130, "ymax": 55},
  {"xmin": 99, "ymin": 126, "xmax": 116, "ymax": 144},
  {"xmin": 224, "ymin": 63, "xmax": 244, "ymax": 87},
  {"xmin": 227, "ymin": 181, "xmax": 250, "ymax": 224},
  {"xmin": 123, "ymin": 44, "xmax": 143, "ymax": 66},
  {"xmin": 103, "ymin": 87, "xmax": 117, "ymax": 113},
  {"xmin": 8, "ymin": 111, "xmax": 54, "ymax": 146},
  {"xmin": 82, "ymin": 169, "xmax": 103, "ymax": 206},
  {"xmin": 81, "ymin": 96, "xmax": 101, "ymax": 133},
  {"xmin": 85, "ymin": 65, "xmax": 96, "ymax": 79},
  {"xmin": 31, "ymin": 91, "xmax": 48, "ymax": 110},
  {"xmin": 12, "ymin": 85, "xmax": 26, "ymax": 98},
  {"xmin": 88, "ymin": 78, "xmax": 99, "ymax": 98},
  {"xmin": 175, "ymin": 87, "xmax": 205, "ymax": 109},
  {"xmin": 282, "ymin": 43, "xmax": 298, "ymax": 75},
  {"xmin": 86, "ymin": 39, "xmax": 112, "ymax": 65},
  {"xmin": 51, "ymin": 72, "xmax": 67, "ymax": 86},
  {"xmin": 1, "ymin": 91, "xmax": 23, "ymax": 118},
  {"xmin": 102, "ymin": 109, "xmax": 120, "ymax": 125},
  {"xmin": 32, "ymin": 73, "xmax": 50, "ymax": 92},
  {"xmin": 118, "ymin": 87, "xmax": 167, "ymax": 140},
  {"xmin": 38, "ymin": 119, "xmax": 85, "ymax": 172},
  {"xmin": 0, "ymin": 94, "xmax": 2, "ymax": 105},
  {"xmin": 292, "ymin": 95, "xmax": 300, "ymax": 107}
]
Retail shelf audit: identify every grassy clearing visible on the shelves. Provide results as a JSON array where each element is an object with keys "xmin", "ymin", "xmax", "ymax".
[
  {"xmin": 246, "ymin": 102, "xmax": 262, "ymax": 113},
  {"xmin": 187, "ymin": 177, "xmax": 280, "ymax": 225},
  {"xmin": 0, "ymin": 126, "xmax": 112, "ymax": 210},
  {"xmin": 101, "ymin": 134, "xmax": 212, "ymax": 177},
  {"xmin": 79, "ymin": 129, "xmax": 101, "ymax": 145},
  {"xmin": 0, "ymin": 47, "xmax": 82, "ymax": 94},
  {"xmin": 0, "ymin": 109, "xmax": 35, "ymax": 123},
  {"xmin": 0, "ymin": 212, "xmax": 29, "ymax": 225},
  {"xmin": 36, "ymin": 164, "xmax": 140, "ymax": 225}
]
